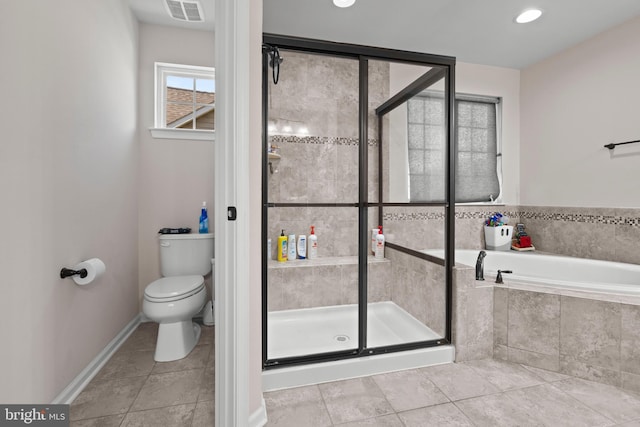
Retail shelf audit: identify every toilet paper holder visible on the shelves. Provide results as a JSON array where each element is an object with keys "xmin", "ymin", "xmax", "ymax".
[{"xmin": 60, "ymin": 267, "xmax": 88, "ymax": 279}]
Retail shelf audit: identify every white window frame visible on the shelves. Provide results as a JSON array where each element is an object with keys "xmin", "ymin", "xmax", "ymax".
[{"xmin": 150, "ymin": 62, "xmax": 216, "ymax": 141}]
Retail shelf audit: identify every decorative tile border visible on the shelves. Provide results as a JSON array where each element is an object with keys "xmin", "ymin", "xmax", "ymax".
[
  {"xmin": 383, "ymin": 209, "xmax": 518, "ymax": 222},
  {"xmin": 455, "ymin": 210, "xmax": 519, "ymax": 220},
  {"xmin": 269, "ymin": 135, "xmax": 378, "ymax": 147},
  {"xmin": 519, "ymin": 210, "xmax": 640, "ymax": 227},
  {"xmin": 383, "ymin": 212, "xmax": 444, "ymax": 221},
  {"xmin": 382, "ymin": 208, "xmax": 640, "ymax": 227}
]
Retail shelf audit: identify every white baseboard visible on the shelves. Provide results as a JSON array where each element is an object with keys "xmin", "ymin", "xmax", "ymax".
[
  {"xmin": 52, "ymin": 313, "xmax": 143, "ymax": 404},
  {"xmin": 248, "ymin": 398, "xmax": 267, "ymax": 427}
]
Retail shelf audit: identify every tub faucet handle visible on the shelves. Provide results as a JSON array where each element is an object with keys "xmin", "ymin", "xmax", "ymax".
[{"xmin": 495, "ymin": 269, "xmax": 513, "ymax": 284}]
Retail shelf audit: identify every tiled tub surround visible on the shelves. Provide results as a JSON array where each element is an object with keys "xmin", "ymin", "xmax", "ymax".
[
  {"xmin": 384, "ymin": 205, "xmax": 639, "ymax": 265},
  {"xmin": 382, "ymin": 205, "xmax": 521, "ymax": 253},
  {"xmin": 446, "ymin": 246, "xmax": 640, "ymax": 391},
  {"xmin": 519, "ymin": 206, "xmax": 640, "ymax": 265},
  {"xmin": 453, "ymin": 267, "xmax": 494, "ymax": 362},
  {"xmin": 494, "ymin": 286, "xmax": 640, "ymax": 394}
]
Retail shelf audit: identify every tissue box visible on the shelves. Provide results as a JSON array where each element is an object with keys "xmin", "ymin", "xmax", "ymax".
[{"xmin": 484, "ymin": 225, "xmax": 513, "ymax": 251}]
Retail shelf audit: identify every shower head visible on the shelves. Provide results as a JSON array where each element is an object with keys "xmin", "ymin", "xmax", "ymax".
[
  {"xmin": 268, "ymin": 48, "xmax": 283, "ymax": 68},
  {"xmin": 269, "ymin": 55, "xmax": 283, "ymax": 68},
  {"xmin": 263, "ymin": 44, "xmax": 283, "ymax": 84}
]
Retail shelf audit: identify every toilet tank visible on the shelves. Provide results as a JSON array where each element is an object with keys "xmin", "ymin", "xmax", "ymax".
[{"xmin": 159, "ymin": 233, "xmax": 214, "ymax": 277}]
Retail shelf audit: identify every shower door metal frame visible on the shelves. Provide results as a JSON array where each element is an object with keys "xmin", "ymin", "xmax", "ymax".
[{"xmin": 261, "ymin": 34, "xmax": 456, "ymax": 369}]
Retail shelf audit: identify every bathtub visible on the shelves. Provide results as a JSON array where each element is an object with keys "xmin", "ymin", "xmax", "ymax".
[{"xmin": 423, "ymin": 249, "xmax": 640, "ymax": 296}]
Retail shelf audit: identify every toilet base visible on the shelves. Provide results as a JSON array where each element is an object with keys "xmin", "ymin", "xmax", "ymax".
[{"xmin": 154, "ymin": 321, "xmax": 202, "ymax": 362}]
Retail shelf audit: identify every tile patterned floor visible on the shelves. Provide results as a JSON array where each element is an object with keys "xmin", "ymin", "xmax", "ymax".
[
  {"xmin": 265, "ymin": 358, "xmax": 640, "ymax": 427},
  {"xmin": 70, "ymin": 322, "xmax": 214, "ymax": 427},
  {"xmin": 70, "ymin": 323, "xmax": 640, "ymax": 426}
]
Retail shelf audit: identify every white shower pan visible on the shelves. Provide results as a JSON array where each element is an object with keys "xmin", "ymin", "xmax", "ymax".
[{"xmin": 263, "ymin": 301, "xmax": 454, "ymax": 391}]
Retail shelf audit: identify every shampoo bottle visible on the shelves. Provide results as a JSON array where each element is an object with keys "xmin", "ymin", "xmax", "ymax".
[
  {"xmin": 308, "ymin": 226, "xmax": 318, "ymax": 259},
  {"xmin": 199, "ymin": 202, "xmax": 209, "ymax": 234},
  {"xmin": 375, "ymin": 226, "xmax": 385, "ymax": 259},
  {"xmin": 297, "ymin": 234, "xmax": 307, "ymax": 259},
  {"xmin": 371, "ymin": 228, "xmax": 378, "ymax": 254},
  {"xmin": 288, "ymin": 234, "xmax": 297, "ymax": 260},
  {"xmin": 277, "ymin": 230, "xmax": 288, "ymax": 262}
]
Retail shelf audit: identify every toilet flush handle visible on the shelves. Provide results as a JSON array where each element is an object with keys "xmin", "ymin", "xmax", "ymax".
[{"xmin": 160, "ymin": 242, "xmax": 170, "ymax": 247}]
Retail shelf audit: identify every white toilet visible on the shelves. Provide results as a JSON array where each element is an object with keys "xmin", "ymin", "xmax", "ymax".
[{"xmin": 143, "ymin": 233, "xmax": 214, "ymax": 362}]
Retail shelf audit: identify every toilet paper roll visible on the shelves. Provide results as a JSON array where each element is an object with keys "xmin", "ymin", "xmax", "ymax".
[{"xmin": 72, "ymin": 258, "xmax": 106, "ymax": 285}]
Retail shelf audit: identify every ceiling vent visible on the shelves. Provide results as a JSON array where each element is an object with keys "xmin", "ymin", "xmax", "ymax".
[{"xmin": 165, "ymin": 0, "xmax": 204, "ymax": 22}]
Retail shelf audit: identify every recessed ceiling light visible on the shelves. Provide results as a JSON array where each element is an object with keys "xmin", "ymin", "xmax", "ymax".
[
  {"xmin": 333, "ymin": 0, "xmax": 356, "ymax": 8},
  {"xmin": 515, "ymin": 8, "xmax": 542, "ymax": 24}
]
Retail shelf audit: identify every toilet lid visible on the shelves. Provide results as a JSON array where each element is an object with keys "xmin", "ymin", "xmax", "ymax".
[{"xmin": 145, "ymin": 275, "xmax": 204, "ymax": 300}]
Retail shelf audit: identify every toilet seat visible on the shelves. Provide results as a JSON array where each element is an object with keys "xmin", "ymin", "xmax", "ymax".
[{"xmin": 145, "ymin": 275, "xmax": 205, "ymax": 302}]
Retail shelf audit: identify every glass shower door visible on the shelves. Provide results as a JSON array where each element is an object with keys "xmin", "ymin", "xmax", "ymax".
[
  {"xmin": 367, "ymin": 59, "xmax": 450, "ymax": 349},
  {"xmin": 264, "ymin": 48, "xmax": 361, "ymax": 362}
]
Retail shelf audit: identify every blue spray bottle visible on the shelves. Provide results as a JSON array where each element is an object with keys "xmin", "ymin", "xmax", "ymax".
[{"xmin": 199, "ymin": 202, "xmax": 209, "ymax": 233}]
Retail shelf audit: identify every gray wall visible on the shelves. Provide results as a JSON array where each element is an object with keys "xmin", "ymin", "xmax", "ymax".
[
  {"xmin": 0, "ymin": 0, "xmax": 139, "ymax": 402},
  {"xmin": 137, "ymin": 23, "xmax": 215, "ymax": 306},
  {"xmin": 520, "ymin": 15, "xmax": 640, "ymax": 208}
]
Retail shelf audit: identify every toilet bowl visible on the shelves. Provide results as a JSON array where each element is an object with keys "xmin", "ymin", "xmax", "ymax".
[{"xmin": 143, "ymin": 275, "xmax": 207, "ymax": 362}]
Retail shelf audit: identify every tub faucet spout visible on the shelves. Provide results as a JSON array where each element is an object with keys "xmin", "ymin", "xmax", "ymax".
[{"xmin": 476, "ymin": 251, "xmax": 487, "ymax": 281}]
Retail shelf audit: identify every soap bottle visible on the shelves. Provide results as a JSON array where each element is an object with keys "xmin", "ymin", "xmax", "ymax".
[
  {"xmin": 288, "ymin": 234, "xmax": 297, "ymax": 261},
  {"xmin": 277, "ymin": 230, "xmax": 288, "ymax": 262},
  {"xmin": 199, "ymin": 202, "xmax": 209, "ymax": 234},
  {"xmin": 375, "ymin": 226, "xmax": 385, "ymax": 259},
  {"xmin": 297, "ymin": 234, "xmax": 307, "ymax": 259},
  {"xmin": 308, "ymin": 226, "xmax": 318, "ymax": 260}
]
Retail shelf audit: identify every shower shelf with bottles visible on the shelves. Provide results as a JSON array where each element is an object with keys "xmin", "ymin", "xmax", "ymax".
[{"xmin": 268, "ymin": 255, "xmax": 388, "ymax": 269}]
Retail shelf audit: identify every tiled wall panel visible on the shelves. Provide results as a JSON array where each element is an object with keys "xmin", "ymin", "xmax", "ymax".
[{"xmin": 494, "ymin": 288, "xmax": 640, "ymax": 393}]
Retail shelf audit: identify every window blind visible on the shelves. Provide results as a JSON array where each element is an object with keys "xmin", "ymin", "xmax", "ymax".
[{"xmin": 407, "ymin": 94, "xmax": 500, "ymax": 203}]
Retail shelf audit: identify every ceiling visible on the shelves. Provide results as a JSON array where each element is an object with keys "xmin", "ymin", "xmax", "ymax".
[{"xmin": 129, "ymin": 0, "xmax": 640, "ymax": 69}]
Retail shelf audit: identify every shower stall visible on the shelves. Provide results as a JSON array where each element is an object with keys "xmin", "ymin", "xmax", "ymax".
[{"xmin": 261, "ymin": 35, "xmax": 456, "ymax": 389}]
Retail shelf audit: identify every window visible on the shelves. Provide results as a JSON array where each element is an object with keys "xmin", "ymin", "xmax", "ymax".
[
  {"xmin": 407, "ymin": 93, "xmax": 501, "ymax": 203},
  {"xmin": 151, "ymin": 62, "xmax": 215, "ymax": 140}
]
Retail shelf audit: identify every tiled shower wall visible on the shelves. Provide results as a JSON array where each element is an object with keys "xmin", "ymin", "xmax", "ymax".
[
  {"xmin": 267, "ymin": 258, "xmax": 391, "ymax": 312},
  {"xmin": 386, "ymin": 247, "xmax": 446, "ymax": 338},
  {"xmin": 266, "ymin": 51, "xmax": 389, "ymax": 257}
]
